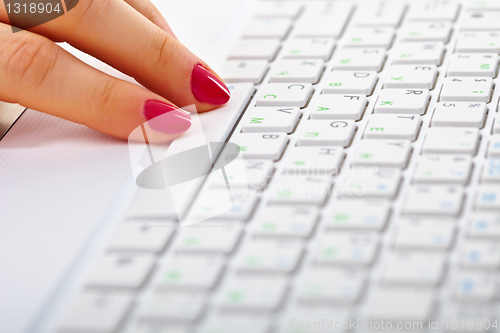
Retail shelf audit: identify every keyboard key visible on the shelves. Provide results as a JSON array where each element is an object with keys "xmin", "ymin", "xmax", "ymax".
[
  {"xmin": 322, "ymin": 70, "xmax": 378, "ymax": 95},
  {"xmin": 381, "ymin": 252, "xmax": 446, "ymax": 287},
  {"xmin": 374, "ymin": 88, "xmax": 430, "ymax": 115},
  {"xmin": 366, "ymin": 289, "xmax": 435, "ymax": 322},
  {"xmin": 201, "ymin": 314, "xmax": 271, "ymax": 333},
  {"xmin": 220, "ymin": 60, "xmax": 268, "ymax": 84},
  {"xmin": 364, "ymin": 114, "xmax": 422, "ymax": 140},
  {"xmin": 456, "ymin": 31, "xmax": 500, "ymax": 53},
  {"xmin": 487, "ymin": 135, "xmax": 500, "ymax": 157},
  {"xmin": 469, "ymin": 212, "xmax": 500, "ymax": 239},
  {"xmin": 353, "ymin": 1, "xmax": 407, "ymax": 27},
  {"xmin": 344, "ymin": 27, "xmax": 395, "ymax": 48},
  {"xmin": 251, "ymin": 206, "xmax": 319, "ymax": 238},
  {"xmin": 332, "ymin": 48, "xmax": 386, "ymax": 71},
  {"xmin": 107, "ymin": 223, "xmax": 174, "ymax": 254},
  {"xmin": 482, "ymin": 158, "xmax": 500, "ymax": 183},
  {"xmin": 383, "ymin": 65, "xmax": 438, "ymax": 89},
  {"xmin": 235, "ymin": 239, "xmax": 304, "ymax": 274},
  {"xmin": 352, "ymin": 139, "xmax": 412, "ymax": 168},
  {"xmin": 174, "ymin": 223, "xmax": 242, "ymax": 254},
  {"xmin": 493, "ymin": 117, "xmax": 500, "ymax": 134},
  {"xmin": 462, "ymin": 241, "xmax": 500, "ymax": 270},
  {"xmin": 242, "ymin": 18, "xmax": 292, "ymax": 39},
  {"xmin": 208, "ymin": 160, "xmax": 274, "ymax": 191},
  {"xmin": 414, "ymin": 155, "xmax": 473, "ymax": 184},
  {"xmin": 408, "ymin": 0, "xmax": 460, "ymax": 21},
  {"xmin": 232, "ymin": 133, "xmax": 289, "ymax": 160},
  {"xmin": 310, "ymin": 94, "xmax": 367, "ymax": 120},
  {"xmin": 403, "ymin": 185, "xmax": 464, "ymax": 216},
  {"xmin": 58, "ymin": 294, "xmax": 133, "ymax": 333},
  {"xmin": 192, "ymin": 190, "xmax": 258, "ymax": 221},
  {"xmin": 293, "ymin": 2, "xmax": 353, "ymax": 38},
  {"xmin": 445, "ymin": 304, "xmax": 496, "ymax": 333},
  {"xmin": 339, "ymin": 167, "xmax": 402, "ymax": 199},
  {"xmin": 296, "ymin": 120, "xmax": 356, "ymax": 147},
  {"xmin": 393, "ymin": 217, "xmax": 456, "ymax": 250},
  {"xmin": 392, "ymin": 41, "xmax": 445, "ymax": 65},
  {"xmin": 241, "ymin": 107, "xmax": 300, "ymax": 133},
  {"xmin": 152, "ymin": 256, "xmax": 224, "ymax": 291},
  {"xmin": 255, "ymin": 1, "xmax": 303, "ymax": 18},
  {"xmin": 270, "ymin": 59, "xmax": 324, "ymax": 83},
  {"xmin": 269, "ymin": 176, "xmax": 331, "ymax": 205},
  {"xmin": 283, "ymin": 38, "xmax": 335, "ymax": 60},
  {"xmin": 475, "ymin": 186, "xmax": 500, "ymax": 210},
  {"xmin": 314, "ymin": 231, "xmax": 380, "ymax": 266},
  {"xmin": 431, "ymin": 102, "xmax": 487, "ymax": 127},
  {"xmin": 468, "ymin": 1, "xmax": 500, "ymax": 11},
  {"xmin": 136, "ymin": 292, "xmax": 205, "ymax": 322},
  {"xmin": 256, "ymin": 83, "xmax": 313, "ymax": 107},
  {"xmin": 325, "ymin": 200, "xmax": 391, "ymax": 231},
  {"xmin": 440, "ymin": 77, "xmax": 493, "ymax": 102},
  {"xmin": 462, "ymin": 11, "xmax": 500, "ymax": 31},
  {"xmin": 215, "ymin": 276, "xmax": 288, "ymax": 311},
  {"xmin": 228, "ymin": 39, "xmax": 280, "ymax": 60},
  {"xmin": 283, "ymin": 146, "xmax": 345, "ymax": 176},
  {"xmin": 124, "ymin": 323, "xmax": 189, "ymax": 333},
  {"xmin": 447, "ymin": 53, "xmax": 498, "ymax": 77},
  {"xmin": 422, "ymin": 127, "xmax": 480, "ymax": 155},
  {"xmin": 401, "ymin": 21, "xmax": 452, "ymax": 42},
  {"xmin": 454, "ymin": 272, "xmax": 499, "ymax": 302}
]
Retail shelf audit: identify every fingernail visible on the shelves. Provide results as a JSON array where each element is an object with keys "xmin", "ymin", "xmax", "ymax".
[
  {"xmin": 143, "ymin": 100, "xmax": 191, "ymax": 134},
  {"xmin": 191, "ymin": 63, "xmax": 231, "ymax": 105}
]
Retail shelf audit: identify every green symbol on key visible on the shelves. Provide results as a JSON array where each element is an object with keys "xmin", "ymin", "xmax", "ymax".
[
  {"xmin": 391, "ymin": 77, "xmax": 403, "ymax": 81},
  {"xmin": 380, "ymin": 101, "xmax": 393, "ymax": 105},
  {"xmin": 340, "ymin": 59, "xmax": 352, "ymax": 64}
]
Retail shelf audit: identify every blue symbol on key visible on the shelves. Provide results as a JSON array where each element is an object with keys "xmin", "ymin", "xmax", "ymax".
[
  {"xmin": 481, "ymin": 193, "xmax": 497, "ymax": 203},
  {"xmin": 377, "ymin": 184, "xmax": 388, "ymax": 191},
  {"xmin": 433, "ymin": 235, "xmax": 445, "ymax": 244},
  {"xmin": 461, "ymin": 279, "xmax": 475, "ymax": 293},
  {"xmin": 364, "ymin": 216, "xmax": 378, "ymax": 224},
  {"xmin": 441, "ymin": 201, "xmax": 453, "ymax": 208},
  {"xmin": 476, "ymin": 220, "xmax": 488, "ymax": 229},
  {"xmin": 468, "ymin": 250, "xmax": 481, "ymax": 262}
]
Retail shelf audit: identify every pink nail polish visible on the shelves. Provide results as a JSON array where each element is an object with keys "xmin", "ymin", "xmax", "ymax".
[
  {"xmin": 191, "ymin": 63, "xmax": 231, "ymax": 105},
  {"xmin": 143, "ymin": 100, "xmax": 191, "ymax": 134}
]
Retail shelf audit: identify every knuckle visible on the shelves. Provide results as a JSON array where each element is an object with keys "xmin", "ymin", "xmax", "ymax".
[
  {"xmin": 86, "ymin": 78, "xmax": 120, "ymax": 126},
  {"xmin": 67, "ymin": 0, "xmax": 113, "ymax": 31},
  {"xmin": 149, "ymin": 29, "xmax": 177, "ymax": 69}
]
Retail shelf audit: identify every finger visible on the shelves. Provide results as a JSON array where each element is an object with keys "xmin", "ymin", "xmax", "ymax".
[
  {"xmin": 0, "ymin": 24, "xmax": 191, "ymax": 141},
  {"xmin": 123, "ymin": 0, "xmax": 177, "ymax": 38}
]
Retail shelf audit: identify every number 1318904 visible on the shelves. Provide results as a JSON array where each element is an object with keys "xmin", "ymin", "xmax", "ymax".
[{"xmin": 6, "ymin": 2, "xmax": 62, "ymax": 14}]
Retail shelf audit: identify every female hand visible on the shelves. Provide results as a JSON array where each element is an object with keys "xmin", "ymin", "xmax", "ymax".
[{"xmin": 0, "ymin": 0, "xmax": 230, "ymax": 141}]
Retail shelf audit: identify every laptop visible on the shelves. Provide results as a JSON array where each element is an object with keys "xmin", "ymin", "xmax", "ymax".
[{"xmin": 2, "ymin": 0, "xmax": 500, "ymax": 332}]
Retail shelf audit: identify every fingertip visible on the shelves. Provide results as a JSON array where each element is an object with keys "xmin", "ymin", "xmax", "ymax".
[
  {"xmin": 190, "ymin": 63, "xmax": 231, "ymax": 106},
  {"xmin": 143, "ymin": 100, "xmax": 192, "ymax": 134}
]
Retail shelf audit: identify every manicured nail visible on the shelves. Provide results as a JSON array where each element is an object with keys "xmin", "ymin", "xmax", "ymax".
[
  {"xmin": 143, "ymin": 100, "xmax": 191, "ymax": 134},
  {"xmin": 191, "ymin": 63, "xmax": 230, "ymax": 105}
]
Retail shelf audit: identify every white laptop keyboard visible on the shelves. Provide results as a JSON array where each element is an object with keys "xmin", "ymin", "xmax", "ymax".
[{"xmin": 55, "ymin": 1, "xmax": 500, "ymax": 333}]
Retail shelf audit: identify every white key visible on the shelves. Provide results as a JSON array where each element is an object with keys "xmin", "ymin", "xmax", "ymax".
[
  {"xmin": 242, "ymin": 18, "xmax": 292, "ymax": 39},
  {"xmin": 422, "ymin": 127, "xmax": 480, "ymax": 155},
  {"xmin": 58, "ymin": 294, "xmax": 133, "ymax": 333},
  {"xmin": 353, "ymin": 1, "xmax": 407, "ymax": 27},
  {"xmin": 344, "ymin": 27, "xmax": 395, "ymax": 48},
  {"xmin": 235, "ymin": 239, "xmax": 304, "ymax": 274},
  {"xmin": 241, "ymin": 107, "xmax": 300, "ymax": 133},
  {"xmin": 482, "ymin": 158, "xmax": 500, "ymax": 183},
  {"xmin": 469, "ymin": 212, "xmax": 500, "ymax": 239},
  {"xmin": 201, "ymin": 314, "xmax": 271, "ymax": 333},
  {"xmin": 381, "ymin": 252, "xmax": 446, "ymax": 287},
  {"xmin": 475, "ymin": 185, "xmax": 500, "ymax": 210},
  {"xmin": 174, "ymin": 223, "xmax": 242, "ymax": 254},
  {"xmin": 440, "ymin": 77, "xmax": 493, "ymax": 102},
  {"xmin": 269, "ymin": 176, "xmax": 330, "ymax": 205},
  {"xmin": 456, "ymin": 31, "xmax": 500, "ymax": 53},
  {"xmin": 392, "ymin": 42, "xmax": 445, "ymax": 65},
  {"xmin": 124, "ymin": 323, "xmax": 189, "ymax": 333},
  {"xmin": 322, "ymin": 70, "xmax": 378, "ymax": 95},
  {"xmin": 85, "ymin": 254, "xmax": 155, "ymax": 289},
  {"xmin": 296, "ymin": 120, "xmax": 356, "ymax": 147},
  {"xmin": 283, "ymin": 38, "xmax": 335, "ymax": 60},
  {"xmin": 487, "ymin": 135, "xmax": 500, "ymax": 157},
  {"xmin": 401, "ymin": 21, "xmax": 452, "ymax": 42},
  {"xmin": 454, "ymin": 272, "xmax": 499, "ymax": 302},
  {"xmin": 293, "ymin": 2, "xmax": 353, "ymax": 38},
  {"xmin": 366, "ymin": 289, "xmax": 435, "ymax": 323},
  {"xmin": 468, "ymin": 1, "xmax": 500, "ymax": 11},
  {"xmin": 339, "ymin": 167, "xmax": 402, "ymax": 199},
  {"xmin": 403, "ymin": 185, "xmax": 464, "ymax": 216},
  {"xmin": 462, "ymin": 241, "xmax": 500, "ymax": 270},
  {"xmin": 251, "ymin": 206, "xmax": 319, "ymax": 238},
  {"xmin": 409, "ymin": 0, "xmax": 460, "ymax": 21},
  {"xmin": 298, "ymin": 268, "xmax": 366, "ymax": 304},
  {"xmin": 374, "ymin": 88, "xmax": 430, "ymax": 115},
  {"xmin": 220, "ymin": 60, "xmax": 268, "ymax": 84},
  {"xmin": 192, "ymin": 190, "xmax": 258, "ymax": 221},
  {"xmin": 232, "ymin": 133, "xmax": 288, "ymax": 160},
  {"xmin": 393, "ymin": 217, "xmax": 456, "ymax": 250},
  {"xmin": 445, "ymin": 304, "xmax": 496, "ymax": 333},
  {"xmin": 364, "ymin": 114, "xmax": 422, "ymax": 141},
  {"xmin": 282, "ymin": 146, "xmax": 345, "ymax": 176},
  {"xmin": 314, "ymin": 232, "xmax": 380, "ymax": 266},
  {"xmin": 107, "ymin": 223, "xmax": 174, "ymax": 254},
  {"xmin": 352, "ymin": 139, "xmax": 412, "ymax": 168},
  {"xmin": 228, "ymin": 39, "xmax": 280, "ymax": 60},
  {"xmin": 462, "ymin": 11, "xmax": 500, "ymax": 31},
  {"xmin": 270, "ymin": 59, "xmax": 324, "ymax": 83},
  {"xmin": 414, "ymin": 155, "xmax": 473, "ymax": 184},
  {"xmin": 152, "ymin": 256, "xmax": 223, "ymax": 291},
  {"xmin": 256, "ymin": 83, "xmax": 313, "ymax": 107},
  {"xmin": 216, "ymin": 276, "xmax": 287, "ymax": 311},
  {"xmin": 447, "ymin": 53, "xmax": 498, "ymax": 77},
  {"xmin": 208, "ymin": 160, "xmax": 274, "ymax": 191},
  {"xmin": 493, "ymin": 117, "xmax": 500, "ymax": 134},
  {"xmin": 325, "ymin": 200, "xmax": 391, "ymax": 231},
  {"xmin": 136, "ymin": 293, "xmax": 205, "ymax": 322},
  {"xmin": 383, "ymin": 65, "xmax": 438, "ymax": 89},
  {"xmin": 310, "ymin": 94, "xmax": 367, "ymax": 120},
  {"xmin": 255, "ymin": 1, "xmax": 303, "ymax": 18},
  {"xmin": 431, "ymin": 102, "xmax": 487, "ymax": 127},
  {"xmin": 332, "ymin": 48, "xmax": 386, "ymax": 71}
]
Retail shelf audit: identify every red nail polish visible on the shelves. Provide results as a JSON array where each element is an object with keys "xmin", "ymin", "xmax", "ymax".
[
  {"xmin": 191, "ymin": 63, "xmax": 231, "ymax": 105},
  {"xmin": 143, "ymin": 100, "xmax": 191, "ymax": 134}
]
